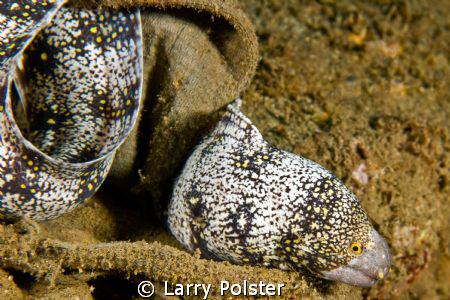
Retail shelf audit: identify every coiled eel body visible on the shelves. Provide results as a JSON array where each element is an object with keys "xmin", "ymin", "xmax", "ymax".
[
  {"xmin": 1, "ymin": 1, "xmax": 391, "ymax": 287},
  {"xmin": 0, "ymin": 0, "xmax": 143, "ymax": 220},
  {"xmin": 168, "ymin": 100, "xmax": 392, "ymax": 287}
]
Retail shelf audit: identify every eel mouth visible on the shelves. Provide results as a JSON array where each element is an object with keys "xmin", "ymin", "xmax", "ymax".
[
  {"xmin": 321, "ymin": 264, "xmax": 386, "ymax": 287},
  {"xmin": 320, "ymin": 229, "xmax": 392, "ymax": 287}
]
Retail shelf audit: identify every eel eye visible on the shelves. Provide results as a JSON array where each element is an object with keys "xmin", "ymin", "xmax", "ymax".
[{"xmin": 349, "ymin": 242, "xmax": 363, "ymax": 254}]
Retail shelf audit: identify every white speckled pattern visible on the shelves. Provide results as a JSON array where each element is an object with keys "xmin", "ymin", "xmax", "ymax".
[
  {"xmin": 168, "ymin": 100, "xmax": 391, "ymax": 286},
  {"xmin": 0, "ymin": 1, "xmax": 143, "ymax": 220}
]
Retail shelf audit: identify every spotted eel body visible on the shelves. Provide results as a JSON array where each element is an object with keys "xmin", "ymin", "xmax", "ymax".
[
  {"xmin": 0, "ymin": 0, "xmax": 143, "ymax": 220},
  {"xmin": 1, "ymin": 1, "xmax": 391, "ymax": 287},
  {"xmin": 168, "ymin": 100, "xmax": 391, "ymax": 287}
]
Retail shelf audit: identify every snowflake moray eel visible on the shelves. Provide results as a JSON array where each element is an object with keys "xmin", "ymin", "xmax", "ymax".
[
  {"xmin": 168, "ymin": 100, "xmax": 391, "ymax": 287},
  {"xmin": 0, "ymin": 0, "xmax": 391, "ymax": 287}
]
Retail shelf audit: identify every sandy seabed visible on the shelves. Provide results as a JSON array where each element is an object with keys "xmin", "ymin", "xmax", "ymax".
[{"xmin": 1, "ymin": 0, "xmax": 449, "ymax": 299}]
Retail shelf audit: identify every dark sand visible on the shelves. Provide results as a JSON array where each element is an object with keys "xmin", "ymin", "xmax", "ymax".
[{"xmin": 1, "ymin": 0, "xmax": 449, "ymax": 299}]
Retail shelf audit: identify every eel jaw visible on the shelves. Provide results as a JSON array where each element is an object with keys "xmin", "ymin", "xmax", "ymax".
[{"xmin": 320, "ymin": 229, "xmax": 392, "ymax": 287}]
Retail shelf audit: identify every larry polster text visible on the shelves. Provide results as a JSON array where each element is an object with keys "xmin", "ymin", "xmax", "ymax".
[{"xmin": 164, "ymin": 280, "xmax": 285, "ymax": 298}]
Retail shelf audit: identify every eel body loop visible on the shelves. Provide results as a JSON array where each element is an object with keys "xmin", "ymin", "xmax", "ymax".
[
  {"xmin": 168, "ymin": 99, "xmax": 392, "ymax": 287},
  {"xmin": 0, "ymin": 0, "xmax": 143, "ymax": 220},
  {"xmin": 1, "ymin": 0, "xmax": 392, "ymax": 288}
]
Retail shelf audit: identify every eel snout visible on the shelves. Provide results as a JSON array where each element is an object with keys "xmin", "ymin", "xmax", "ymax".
[{"xmin": 321, "ymin": 228, "xmax": 392, "ymax": 287}]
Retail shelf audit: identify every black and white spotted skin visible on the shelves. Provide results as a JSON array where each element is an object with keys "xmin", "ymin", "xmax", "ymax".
[
  {"xmin": 0, "ymin": 0, "xmax": 143, "ymax": 220},
  {"xmin": 168, "ymin": 100, "xmax": 392, "ymax": 287},
  {"xmin": 1, "ymin": 1, "xmax": 391, "ymax": 287}
]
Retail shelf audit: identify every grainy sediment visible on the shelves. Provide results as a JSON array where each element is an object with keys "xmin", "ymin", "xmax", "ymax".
[{"xmin": 0, "ymin": 0, "xmax": 448, "ymax": 299}]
